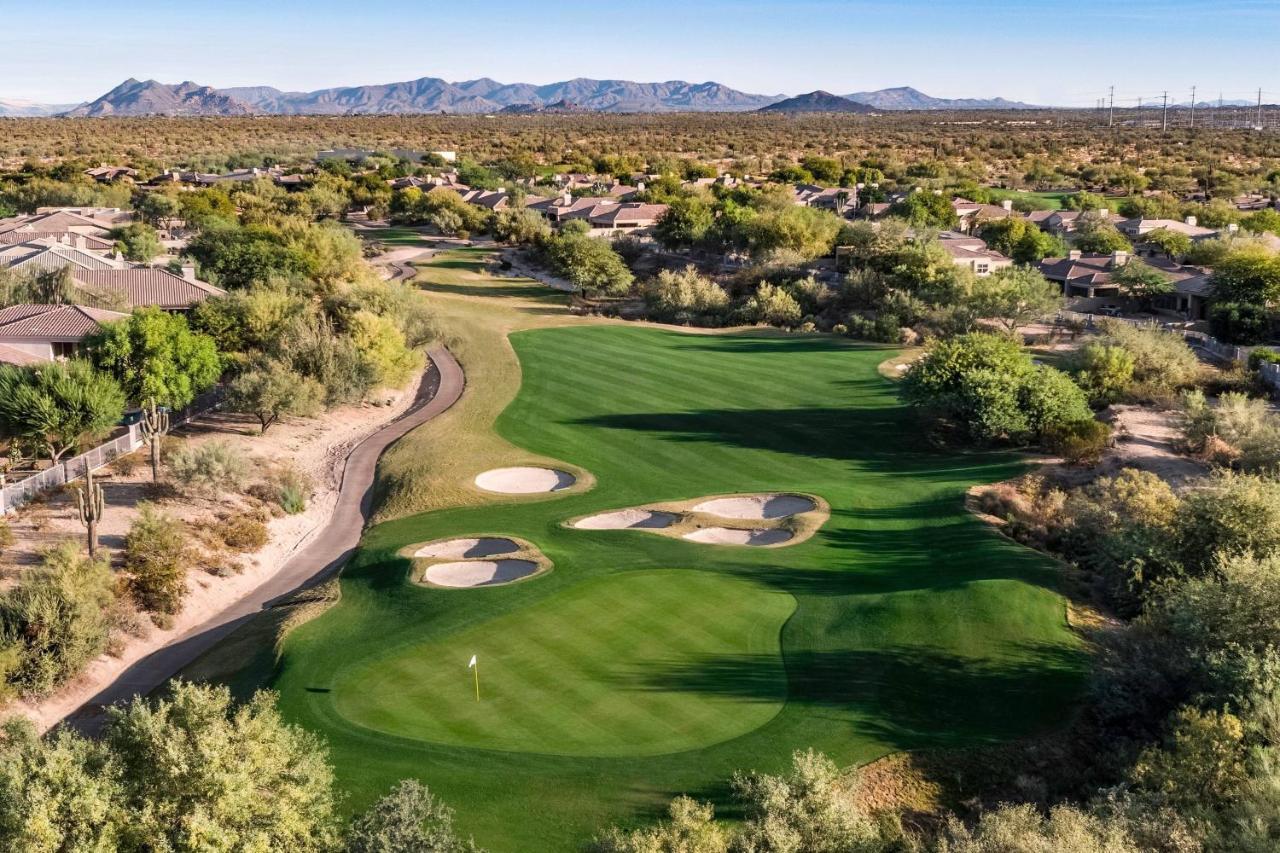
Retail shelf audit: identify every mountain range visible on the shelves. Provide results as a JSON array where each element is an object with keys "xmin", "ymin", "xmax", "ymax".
[
  {"xmin": 0, "ymin": 98, "xmax": 79, "ymax": 117},
  {"xmin": 4, "ymin": 76, "xmax": 1041, "ymax": 117}
]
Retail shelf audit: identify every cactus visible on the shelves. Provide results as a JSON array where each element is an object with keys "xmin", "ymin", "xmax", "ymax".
[
  {"xmin": 74, "ymin": 467, "xmax": 105, "ymax": 558},
  {"xmin": 138, "ymin": 397, "xmax": 170, "ymax": 482}
]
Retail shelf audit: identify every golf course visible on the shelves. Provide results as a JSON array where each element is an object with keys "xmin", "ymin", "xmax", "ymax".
[{"xmin": 264, "ymin": 248, "xmax": 1085, "ymax": 850}]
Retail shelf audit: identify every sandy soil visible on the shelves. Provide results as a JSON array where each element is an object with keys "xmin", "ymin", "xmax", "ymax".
[
  {"xmin": 573, "ymin": 509, "xmax": 679, "ymax": 530},
  {"xmin": 424, "ymin": 559, "xmax": 540, "ymax": 588},
  {"xmin": 1100, "ymin": 405, "xmax": 1209, "ymax": 487},
  {"xmin": 414, "ymin": 537, "xmax": 520, "ymax": 559},
  {"xmin": 683, "ymin": 527, "xmax": 794, "ymax": 547},
  {"xmin": 691, "ymin": 494, "xmax": 816, "ymax": 520},
  {"xmin": 5, "ymin": 372, "xmax": 426, "ymax": 732},
  {"xmin": 474, "ymin": 466, "xmax": 577, "ymax": 494}
]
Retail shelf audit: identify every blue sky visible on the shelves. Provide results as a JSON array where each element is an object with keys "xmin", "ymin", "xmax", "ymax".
[{"xmin": 1, "ymin": 0, "xmax": 1277, "ymax": 106}]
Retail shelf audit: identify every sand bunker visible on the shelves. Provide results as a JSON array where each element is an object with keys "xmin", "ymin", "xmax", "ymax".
[
  {"xmin": 683, "ymin": 527, "xmax": 794, "ymax": 547},
  {"xmin": 474, "ymin": 466, "xmax": 576, "ymax": 494},
  {"xmin": 423, "ymin": 559, "xmax": 540, "ymax": 588},
  {"xmin": 573, "ymin": 509, "xmax": 680, "ymax": 530},
  {"xmin": 413, "ymin": 537, "xmax": 519, "ymax": 559},
  {"xmin": 691, "ymin": 494, "xmax": 816, "ymax": 520}
]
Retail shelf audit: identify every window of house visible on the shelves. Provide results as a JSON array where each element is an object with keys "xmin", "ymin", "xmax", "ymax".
[
  {"xmin": 51, "ymin": 341, "xmax": 77, "ymax": 359},
  {"xmin": 975, "ymin": 262, "xmax": 989, "ymax": 275}
]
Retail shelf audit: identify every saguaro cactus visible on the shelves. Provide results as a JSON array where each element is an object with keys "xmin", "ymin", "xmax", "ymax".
[
  {"xmin": 75, "ymin": 467, "xmax": 105, "ymax": 558},
  {"xmin": 138, "ymin": 398, "xmax": 170, "ymax": 482}
]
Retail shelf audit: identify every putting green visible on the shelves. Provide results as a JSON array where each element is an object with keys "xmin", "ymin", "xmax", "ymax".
[{"xmin": 333, "ymin": 570, "xmax": 794, "ymax": 756}]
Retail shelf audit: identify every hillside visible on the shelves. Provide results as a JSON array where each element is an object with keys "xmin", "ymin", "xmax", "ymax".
[
  {"xmin": 758, "ymin": 90, "xmax": 877, "ymax": 114},
  {"xmin": 63, "ymin": 79, "xmax": 252, "ymax": 117},
  {"xmin": 844, "ymin": 86, "xmax": 1038, "ymax": 110}
]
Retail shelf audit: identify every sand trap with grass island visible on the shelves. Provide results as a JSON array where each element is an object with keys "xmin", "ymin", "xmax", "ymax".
[
  {"xmin": 572, "ymin": 509, "xmax": 679, "ymax": 530},
  {"xmin": 424, "ymin": 559, "xmax": 541, "ymax": 588},
  {"xmin": 475, "ymin": 466, "xmax": 576, "ymax": 494},
  {"xmin": 413, "ymin": 537, "xmax": 520, "ymax": 559},
  {"xmin": 691, "ymin": 494, "xmax": 816, "ymax": 520},
  {"xmin": 683, "ymin": 527, "xmax": 795, "ymax": 546}
]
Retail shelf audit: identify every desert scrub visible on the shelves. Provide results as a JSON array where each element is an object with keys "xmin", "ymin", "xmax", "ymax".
[
  {"xmin": 166, "ymin": 440, "xmax": 249, "ymax": 495},
  {"xmin": 218, "ymin": 509, "xmax": 270, "ymax": 553},
  {"xmin": 250, "ymin": 463, "xmax": 314, "ymax": 515},
  {"xmin": 125, "ymin": 503, "xmax": 189, "ymax": 617}
]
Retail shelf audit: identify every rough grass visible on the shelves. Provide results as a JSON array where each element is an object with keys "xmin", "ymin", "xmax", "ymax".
[{"xmin": 185, "ymin": 249, "xmax": 1086, "ymax": 852}]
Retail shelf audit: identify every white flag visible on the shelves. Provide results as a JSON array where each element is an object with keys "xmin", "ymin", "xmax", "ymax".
[{"xmin": 468, "ymin": 654, "xmax": 477, "ymax": 668}]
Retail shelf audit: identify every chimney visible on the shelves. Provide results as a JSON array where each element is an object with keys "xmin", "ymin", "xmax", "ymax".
[
  {"xmin": 181, "ymin": 265, "xmax": 197, "ymax": 282},
  {"xmin": 562, "ymin": 190, "xmax": 572, "ymax": 206},
  {"xmin": 1228, "ymin": 223, "xmax": 1240, "ymax": 234},
  {"xmin": 637, "ymin": 180, "xmax": 646, "ymax": 192},
  {"xmin": 1111, "ymin": 250, "xmax": 1129, "ymax": 268},
  {"xmin": 1097, "ymin": 208, "xmax": 1109, "ymax": 217},
  {"xmin": 1184, "ymin": 215, "xmax": 1198, "ymax": 227},
  {"xmin": 73, "ymin": 235, "xmax": 84, "ymax": 250},
  {"xmin": 1068, "ymin": 249, "xmax": 1083, "ymax": 261},
  {"xmin": 1001, "ymin": 199, "xmax": 1013, "ymax": 211}
]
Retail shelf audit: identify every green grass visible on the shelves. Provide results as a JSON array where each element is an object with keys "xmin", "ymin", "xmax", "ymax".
[
  {"xmin": 334, "ymin": 570, "xmax": 794, "ymax": 757},
  {"xmin": 262, "ymin": 307, "xmax": 1084, "ymax": 850},
  {"xmin": 986, "ymin": 189, "xmax": 1076, "ymax": 211}
]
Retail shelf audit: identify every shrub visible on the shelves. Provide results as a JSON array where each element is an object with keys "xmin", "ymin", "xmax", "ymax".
[
  {"xmin": 1248, "ymin": 347, "xmax": 1280, "ymax": 372},
  {"xmin": 219, "ymin": 511, "xmax": 269, "ymax": 553},
  {"xmin": 0, "ymin": 520, "xmax": 12, "ymax": 556},
  {"xmin": 124, "ymin": 503, "xmax": 188, "ymax": 616},
  {"xmin": 740, "ymin": 282, "xmax": 802, "ymax": 327},
  {"xmin": 1210, "ymin": 301, "xmax": 1272, "ymax": 345},
  {"xmin": 1176, "ymin": 472, "xmax": 1280, "ymax": 576},
  {"xmin": 1044, "ymin": 418, "xmax": 1112, "ymax": 465},
  {"xmin": 1180, "ymin": 389, "xmax": 1280, "ymax": 472},
  {"xmin": 346, "ymin": 780, "xmax": 481, "ymax": 853},
  {"xmin": 256, "ymin": 464, "xmax": 313, "ymax": 515},
  {"xmin": 1096, "ymin": 321, "xmax": 1200, "ymax": 400},
  {"xmin": 0, "ymin": 543, "xmax": 115, "ymax": 698},
  {"xmin": 1071, "ymin": 342, "xmax": 1136, "ymax": 405},
  {"xmin": 166, "ymin": 440, "xmax": 249, "ymax": 494},
  {"xmin": 642, "ymin": 266, "xmax": 729, "ymax": 324}
]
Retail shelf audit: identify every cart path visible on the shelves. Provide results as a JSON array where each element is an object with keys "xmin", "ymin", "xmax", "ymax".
[{"xmin": 62, "ymin": 344, "xmax": 464, "ymax": 732}]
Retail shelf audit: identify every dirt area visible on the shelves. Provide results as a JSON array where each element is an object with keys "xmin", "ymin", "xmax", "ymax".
[{"xmin": 3, "ymin": 371, "xmax": 425, "ymax": 732}]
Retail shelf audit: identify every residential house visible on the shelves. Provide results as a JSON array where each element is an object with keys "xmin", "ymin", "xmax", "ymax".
[
  {"xmin": 937, "ymin": 232, "xmax": 1013, "ymax": 276},
  {"xmin": 1118, "ymin": 216, "xmax": 1218, "ymax": 242},
  {"xmin": 0, "ymin": 237, "xmax": 128, "ymax": 272},
  {"xmin": 0, "ymin": 304, "xmax": 128, "ymax": 365},
  {"xmin": 952, "ymin": 198, "xmax": 1016, "ymax": 233},
  {"xmin": 794, "ymin": 185, "xmax": 858, "ymax": 217},
  {"xmin": 69, "ymin": 268, "xmax": 225, "ymax": 312},
  {"xmin": 1038, "ymin": 250, "xmax": 1214, "ymax": 319},
  {"xmin": 587, "ymin": 202, "xmax": 669, "ymax": 232},
  {"xmin": 84, "ymin": 166, "xmax": 138, "ymax": 183},
  {"xmin": 1027, "ymin": 207, "xmax": 1126, "ymax": 235}
]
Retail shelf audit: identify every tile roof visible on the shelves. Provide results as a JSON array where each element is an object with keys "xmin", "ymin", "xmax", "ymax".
[
  {"xmin": 589, "ymin": 202, "xmax": 669, "ymax": 226},
  {"xmin": 70, "ymin": 269, "xmax": 225, "ymax": 310},
  {"xmin": 0, "ymin": 231, "xmax": 114, "ymax": 250},
  {"xmin": 0, "ymin": 304, "xmax": 128, "ymax": 341},
  {"xmin": 0, "ymin": 240, "xmax": 127, "ymax": 272},
  {"xmin": 0, "ymin": 343, "xmax": 45, "ymax": 366}
]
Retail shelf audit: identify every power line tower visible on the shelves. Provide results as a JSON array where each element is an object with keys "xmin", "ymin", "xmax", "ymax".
[
  {"xmin": 1162, "ymin": 91, "xmax": 1169, "ymax": 131},
  {"xmin": 1190, "ymin": 85, "xmax": 1196, "ymax": 129},
  {"xmin": 1108, "ymin": 85, "xmax": 1115, "ymax": 128},
  {"xmin": 1258, "ymin": 88, "xmax": 1265, "ymax": 129}
]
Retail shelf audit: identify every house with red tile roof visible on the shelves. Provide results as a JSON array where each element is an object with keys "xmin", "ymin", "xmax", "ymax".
[{"xmin": 0, "ymin": 304, "xmax": 129, "ymax": 365}]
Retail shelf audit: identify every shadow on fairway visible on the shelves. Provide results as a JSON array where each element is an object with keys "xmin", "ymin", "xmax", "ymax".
[{"xmin": 619, "ymin": 643, "xmax": 1086, "ymax": 751}]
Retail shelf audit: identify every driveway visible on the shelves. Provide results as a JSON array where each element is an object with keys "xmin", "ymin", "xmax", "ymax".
[{"xmin": 64, "ymin": 345, "xmax": 465, "ymax": 731}]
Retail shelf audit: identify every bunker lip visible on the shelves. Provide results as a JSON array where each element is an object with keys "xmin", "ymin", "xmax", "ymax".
[
  {"xmin": 572, "ymin": 509, "xmax": 680, "ymax": 530},
  {"xmin": 690, "ymin": 493, "xmax": 817, "ymax": 520},
  {"xmin": 423, "ymin": 559, "xmax": 540, "ymax": 588},
  {"xmin": 474, "ymin": 466, "xmax": 577, "ymax": 494},
  {"xmin": 413, "ymin": 537, "xmax": 520, "ymax": 559},
  {"xmin": 682, "ymin": 527, "xmax": 795, "ymax": 547}
]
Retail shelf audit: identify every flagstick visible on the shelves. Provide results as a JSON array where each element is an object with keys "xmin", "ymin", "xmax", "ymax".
[{"xmin": 473, "ymin": 659, "xmax": 480, "ymax": 702}]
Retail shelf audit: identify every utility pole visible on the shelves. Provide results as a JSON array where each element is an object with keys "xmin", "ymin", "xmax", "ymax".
[
  {"xmin": 1190, "ymin": 85, "xmax": 1196, "ymax": 129},
  {"xmin": 1259, "ymin": 88, "xmax": 1265, "ymax": 129},
  {"xmin": 1108, "ymin": 85, "xmax": 1115, "ymax": 128},
  {"xmin": 1219, "ymin": 92, "xmax": 1224, "ymax": 130},
  {"xmin": 1162, "ymin": 91, "xmax": 1169, "ymax": 131}
]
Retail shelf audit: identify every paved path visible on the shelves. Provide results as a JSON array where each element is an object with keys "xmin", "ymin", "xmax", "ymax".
[{"xmin": 64, "ymin": 345, "xmax": 464, "ymax": 731}]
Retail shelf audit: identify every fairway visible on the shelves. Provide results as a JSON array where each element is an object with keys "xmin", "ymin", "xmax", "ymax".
[
  {"xmin": 257, "ymin": 251, "xmax": 1085, "ymax": 851},
  {"xmin": 334, "ymin": 570, "xmax": 794, "ymax": 756}
]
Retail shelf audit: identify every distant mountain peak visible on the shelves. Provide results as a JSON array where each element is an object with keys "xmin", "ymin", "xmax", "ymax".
[
  {"xmin": 843, "ymin": 86, "xmax": 1038, "ymax": 110},
  {"xmin": 758, "ymin": 90, "xmax": 877, "ymax": 114}
]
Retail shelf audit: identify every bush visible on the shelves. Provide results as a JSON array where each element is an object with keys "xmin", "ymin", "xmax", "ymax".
[
  {"xmin": 1179, "ymin": 389, "xmax": 1280, "ymax": 471},
  {"xmin": 1210, "ymin": 301, "xmax": 1272, "ymax": 345},
  {"xmin": 220, "ymin": 511, "xmax": 270, "ymax": 553},
  {"xmin": 257, "ymin": 464, "xmax": 313, "ymax": 515},
  {"xmin": 1072, "ymin": 342, "xmax": 1136, "ymax": 405},
  {"xmin": 1176, "ymin": 472, "xmax": 1280, "ymax": 575},
  {"xmin": 346, "ymin": 779, "xmax": 481, "ymax": 853},
  {"xmin": 0, "ymin": 543, "xmax": 115, "ymax": 698},
  {"xmin": 1097, "ymin": 321, "xmax": 1200, "ymax": 400},
  {"xmin": 166, "ymin": 440, "xmax": 250, "ymax": 495},
  {"xmin": 1044, "ymin": 418, "xmax": 1112, "ymax": 465},
  {"xmin": 642, "ymin": 266, "xmax": 730, "ymax": 324},
  {"xmin": 740, "ymin": 282, "xmax": 802, "ymax": 327},
  {"xmin": 124, "ymin": 504, "xmax": 188, "ymax": 616},
  {"xmin": 1248, "ymin": 347, "xmax": 1280, "ymax": 372},
  {"xmin": 0, "ymin": 521, "xmax": 12, "ymax": 556}
]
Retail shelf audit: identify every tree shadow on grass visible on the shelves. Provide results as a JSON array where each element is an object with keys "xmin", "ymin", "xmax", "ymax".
[
  {"xmin": 618, "ymin": 643, "xmax": 1086, "ymax": 753},
  {"xmin": 671, "ymin": 337, "xmax": 899, "ymax": 356}
]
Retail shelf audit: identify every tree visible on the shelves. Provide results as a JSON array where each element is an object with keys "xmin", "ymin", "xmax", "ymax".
[
  {"xmin": 491, "ymin": 207, "xmax": 550, "ymax": 245},
  {"xmin": 226, "ymin": 358, "xmax": 324, "ymax": 434},
  {"xmin": 1141, "ymin": 227, "xmax": 1193, "ymax": 260},
  {"xmin": 1111, "ymin": 259, "xmax": 1174, "ymax": 311},
  {"xmin": 977, "ymin": 216, "xmax": 1068, "ymax": 264},
  {"xmin": 1176, "ymin": 472, "xmax": 1280, "ymax": 576},
  {"xmin": 347, "ymin": 311, "xmax": 421, "ymax": 388},
  {"xmin": 653, "ymin": 197, "xmax": 713, "ymax": 250},
  {"xmin": 541, "ymin": 232, "xmax": 634, "ymax": 296},
  {"xmin": 105, "ymin": 682, "xmax": 340, "ymax": 852},
  {"xmin": 86, "ymin": 307, "xmax": 221, "ymax": 408},
  {"xmin": 124, "ymin": 503, "xmax": 188, "ymax": 616},
  {"xmin": 1210, "ymin": 301, "xmax": 1272, "ymax": 345},
  {"xmin": 136, "ymin": 192, "xmax": 182, "ymax": 230},
  {"xmin": 0, "ymin": 360, "xmax": 126, "ymax": 464},
  {"xmin": 1072, "ymin": 342, "xmax": 1136, "ymax": 404},
  {"xmin": 966, "ymin": 266, "xmax": 1062, "ymax": 332},
  {"xmin": 1096, "ymin": 321, "xmax": 1200, "ymax": 398},
  {"xmin": 1211, "ymin": 246, "xmax": 1280, "ymax": 304},
  {"xmin": 111, "ymin": 222, "xmax": 163, "ymax": 263},
  {"xmin": 346, "ymin": 780, "xmax": 482, "ymax": 853},
  {"xmin": 890, "ymin": 191, "xmax": 959, "ymax": 229}
]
